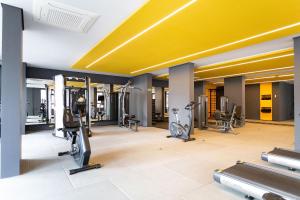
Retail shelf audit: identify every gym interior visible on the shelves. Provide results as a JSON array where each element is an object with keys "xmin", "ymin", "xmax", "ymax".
[{"xmin": 0, "ymin": 1, "xmax": 300, "ymax": 200}]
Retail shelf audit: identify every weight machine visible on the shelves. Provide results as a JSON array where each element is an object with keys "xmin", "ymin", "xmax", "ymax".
[
  {"xmin": 118, "ymin": 80, "xmax": 141, "ymax": 131},
  {"xmin": 54, "ymin": 74, "xmax": 92, "ymax": 138},
  {"xmin": 198, "ymin": 95, "xmax": 239, "ymax": 134}
]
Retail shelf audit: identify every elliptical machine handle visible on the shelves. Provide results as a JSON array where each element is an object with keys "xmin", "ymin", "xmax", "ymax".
[
  {"xmin": 185, "ymin": 101, "xmax": 201, "ymax": 110},
  {"xmin": 185, "ymin": 101, "xmax": 194, "ymax": 110}
]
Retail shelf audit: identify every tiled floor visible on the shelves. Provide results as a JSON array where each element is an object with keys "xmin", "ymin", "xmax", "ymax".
[{"xmin": 0, "ymin": 123, "xmax": 295, "ymax": 200}]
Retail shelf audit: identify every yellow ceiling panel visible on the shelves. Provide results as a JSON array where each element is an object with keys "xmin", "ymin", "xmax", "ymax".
[
  {"xmin": 73, "ymin": 0, "xmax": 300, "ymax": 75},
  {"xmin": 195, "ymin": 50, "xmax": 294, "ymax": 79},
  {"xmin": 195, "ymin": 58, "xmax": 294, "ymax": 80},
  {"xmin": 246, "ymin": 75, "xmax": 294, "ymax": 84},
  {"xmin": 154, "ymin": 48, "xmax": 294, "ymax": 81},
  {"xmin": 195, "ymin": 48, "xmax": 294, "ymax": 72}
]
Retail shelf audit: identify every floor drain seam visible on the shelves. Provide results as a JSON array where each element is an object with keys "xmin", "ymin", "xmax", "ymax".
[{"xmin": 108, "ymin": 178, "xmax": 134, "ymax": 200}]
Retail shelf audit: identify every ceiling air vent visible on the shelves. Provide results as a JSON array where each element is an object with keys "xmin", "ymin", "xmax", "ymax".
[{"xmin": 33, "ymin": 0, "xmax": 99, "ymax": 33}]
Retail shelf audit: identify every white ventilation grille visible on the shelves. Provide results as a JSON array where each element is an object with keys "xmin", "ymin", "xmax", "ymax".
[{"xmin": 33, "ymin": 0, "xmax": 99, "ymax": 33}]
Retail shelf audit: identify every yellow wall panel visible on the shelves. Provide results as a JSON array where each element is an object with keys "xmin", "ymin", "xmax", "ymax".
[{"xmin": 260, "ymin": 83, "xmax": 272, "ymax": 121}]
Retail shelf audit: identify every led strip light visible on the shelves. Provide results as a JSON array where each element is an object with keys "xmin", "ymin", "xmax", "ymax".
[
  {"xmin": 194, "ymin": 53, "xmax": 294, "ymax": 73},
  {"xmin": 245, "ymin": 74, "xmax": 294, "ymax": 81},
  {"xmin": 247, "ymin": 78, "xmax": 294, "ymax": 85},
  {"xmin": 155, "ymin": 48, "xmax": 293, "ymax": 78},
  {"xmin": 86, "ymin": 0, "xmax": 197, "ymax": 69},
  {"xmin": 195, "ymin": 66, "xmax": 294, "ymax": 81},
  {"xmin": 212, "ymin": 74, "xmax": 294, "ymax": 85},
  {"xmin": 194, "ymin": 48, "xmax": 293, "ymax": 70},
  {"xmin": 131, "ymin": 22, "xmax": 300, "ymax": 74}
]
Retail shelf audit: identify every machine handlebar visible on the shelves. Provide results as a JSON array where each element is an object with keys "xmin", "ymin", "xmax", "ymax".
[{"xmin": 185, "ymin": 101, "xmax": 201, "ymax": 110}]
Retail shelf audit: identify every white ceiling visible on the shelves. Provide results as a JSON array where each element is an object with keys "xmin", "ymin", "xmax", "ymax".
[{"xmin": 0, "ymin": 0, "xmax": 147, "ymax": 75}]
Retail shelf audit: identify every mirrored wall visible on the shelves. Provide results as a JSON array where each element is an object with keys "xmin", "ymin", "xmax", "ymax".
[
  {"xmin": 26, "ymin": 78, "xmax": 54, "ymax": 125},
  {"xmin": 25, "ymin": 78, "xmax": 123, "ymax": 126}
]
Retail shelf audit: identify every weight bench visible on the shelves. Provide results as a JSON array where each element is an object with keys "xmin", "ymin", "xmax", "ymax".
[
  {"xmin": 128, "ymin": 119, "xmax": 140, "ymax": 132},
  {"xmin": 213, "ymin": 105, "xmax": 237, "ymax": 133}
]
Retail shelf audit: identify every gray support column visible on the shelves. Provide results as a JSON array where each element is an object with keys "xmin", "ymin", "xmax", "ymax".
[
  {"xmin": 293, "ymin": 37, "xmax": 300, "ymax": 151},
  {"xmin": 130, "ymin": 74, "xmax": 152, "ymax": 127},
  {"xmin": 169, "ymin": 63, "xmax": 194, "ymax": 134},
  {"xmin": 224, "ymin": 76, "xmax": 245, "ymax": 119},
  {"xmin": 1, "ymin": 4, "xmax": 24, "ymax": 178},
  {"xmin": 194, "ymin": 81, "xmax": 206, "ymax": 125}
]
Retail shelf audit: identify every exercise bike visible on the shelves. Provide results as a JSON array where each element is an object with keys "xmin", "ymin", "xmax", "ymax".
[
  {"xmin": 167, "ymin": 101, "xmax": 199, "ymax": 142},
  {"xmin": 58, "ymin": 106, "xmax": 101, "ymax": 175}
]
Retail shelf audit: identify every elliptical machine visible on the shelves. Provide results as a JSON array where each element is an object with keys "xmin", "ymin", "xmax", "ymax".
[{"xmin": 167, "ymin": 101, "xmax": 198, "ymax": 142}]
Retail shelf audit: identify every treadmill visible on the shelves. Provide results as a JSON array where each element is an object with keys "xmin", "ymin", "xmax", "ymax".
[
  {"xmin": 213, "ymin": 161, "xmax": 300, "ymax": 200},
  {"xmin": 262, "ymin": 148, "xmax": 300, "ymax": 171}
]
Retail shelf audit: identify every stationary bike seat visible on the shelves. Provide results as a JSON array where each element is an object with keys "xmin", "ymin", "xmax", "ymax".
[{"xmin": 63, "ymin": 109, "xmax": 80, "ymax": 128}]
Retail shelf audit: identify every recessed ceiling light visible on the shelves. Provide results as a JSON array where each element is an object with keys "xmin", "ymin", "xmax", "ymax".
[
  {"xmin": 86, "ymin": 0, "xmax": 197, "ymax": 69},
  {"xmin": 131, "ymin": 21, "xmax": 300, "ymax": 74}
]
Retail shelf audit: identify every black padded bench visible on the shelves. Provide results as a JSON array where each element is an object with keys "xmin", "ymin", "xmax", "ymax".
[{"xmin": 128, "ymin": 119, "xmax": 140, "ymax": 132}]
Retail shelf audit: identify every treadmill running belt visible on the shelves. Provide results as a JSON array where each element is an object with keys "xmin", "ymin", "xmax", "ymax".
[
  {"xmin": 269, "ymin": 148, "xmax": 300, "ymax": 160},
  {"xmin": 223, "ymin": 163, "xmax": 300, "ymax": 197}
]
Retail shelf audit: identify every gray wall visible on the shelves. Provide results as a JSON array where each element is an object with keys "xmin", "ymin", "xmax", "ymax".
[
  {"xmin": 26, "ymin": 66, "xmax": 129, "ymax": 85},
  {"xmin": 26, "ymin": 88, "xmax": 41, "ymax": 116},
  {"xmin": 224, "ymin": 76, "xmax": 245, "ymax": 118},
  {"xmin": 169, "ymin": 63, "xmax": 194, "ymax": 134},
  {"xmin": 1, "ymin": 4, "xmax": 25, "ymax": 178},
  {"xmin": 245, "ymin": 84, "xmax": 260, "ymax": 120},
  {"xmin": 130, "ymin": 74, "xmax": 152, "ymax": 126},
  {"xmin": 278, "ymin": 82, "xmax": 294, "ymax": 120},
  {"xmin": 272, "ymin": 82, "xmax": 294, "ymax": 121}
]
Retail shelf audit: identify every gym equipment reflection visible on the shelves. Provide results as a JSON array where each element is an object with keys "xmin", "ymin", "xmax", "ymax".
[
  {"xmin": 54, "ymin": 75, "xmax": 92, "ymax": 138},
  {"xmin": 26, "ymin": 78, "xmax": 55, "ymax": 125}
]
